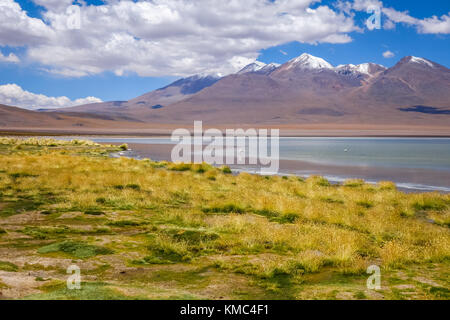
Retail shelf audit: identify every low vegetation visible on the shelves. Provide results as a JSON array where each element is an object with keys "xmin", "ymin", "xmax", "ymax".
[{"xmin": 0, "ymin": 137, "xmax": 448, "ymax": 300}]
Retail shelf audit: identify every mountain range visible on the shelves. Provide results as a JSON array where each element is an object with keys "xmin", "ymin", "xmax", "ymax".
[{"xmin": 1, "ymin": 53, "xmax": 449, "ymax": 135}]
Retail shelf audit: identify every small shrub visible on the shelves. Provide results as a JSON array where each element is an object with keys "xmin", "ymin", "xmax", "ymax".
[
  {"xmin": 253, "ymin": 209, "xmax": 279, "ymax": 218},
  {"xmin": 168, "ymin": 163, "xmax": 192, "ymax": 171},
  {"xmin": 126, "ymin": 184, "xmax": 141, "ymax": 191},
  {"xmin": 84, "ymin": 210, "xmax": 105, "ymax": 216},
  {"xmin": 8, "ymin": 172, "xmax": 37, "ymax": 179},
  {"xmin": 344, "ymin": 179, "xmax": 364, "ymax": 188},
  {"xmin": 95, "ymin": 197, "xmax": 107, "ymax": 204},
  {"xmin": 107, "ymin": 220, "xmax": 146, "ymax": 227},
  {"xmin": 356, "ymin": 200, "xmax": 374, "ymax": 209},
  {"xmin": 378, "ymin": 181, "xmax": 396, "ymax": 190},
  {"xmin": 168, "ymin": 229, "xmax": 219, "ymax": 244},
  {"xmin": 272, "ymin": 213, "xmax": 300, "ymax": 224},
  {"xmin": 309, "ymin": 176, "xmax": 330, "ymax": 187},
  {"xmin": 119, "ymin": 144, "xmax": 128, "ymax": 151},
  {"xmin": 320, "ymin": 197, "xmax": 344, "ymax": 204},
  {"xmin": 221, "ymin": 166, "xmax": 232, "ymax": 174},
  {"xmin": 202, "ymin": 203, "xmax": 246, "ymax": 214}
]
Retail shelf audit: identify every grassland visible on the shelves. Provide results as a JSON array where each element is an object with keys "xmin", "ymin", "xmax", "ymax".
[{"xmin": 0, "ymin": 137, "xmax": 448, "ymax": 300}]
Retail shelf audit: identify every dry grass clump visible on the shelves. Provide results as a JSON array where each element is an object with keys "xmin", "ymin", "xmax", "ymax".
[{"xmin": 0, "ymin": 137, "xmax": 100, "ymax": 147}]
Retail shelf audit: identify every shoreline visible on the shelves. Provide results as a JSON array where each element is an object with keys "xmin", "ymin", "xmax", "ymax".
[
  {"xmin": 119, "ymin": 142, "xmax": 450, "ymax": 194},
  {"xmin": 2, "ymin": 127, "xmax": 450, "ymax": 138}
]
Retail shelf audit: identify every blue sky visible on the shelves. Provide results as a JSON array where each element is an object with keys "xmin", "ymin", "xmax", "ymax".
[{"xmin": 0, "ymin": 0, "xmax": 449, "ymax": 108}]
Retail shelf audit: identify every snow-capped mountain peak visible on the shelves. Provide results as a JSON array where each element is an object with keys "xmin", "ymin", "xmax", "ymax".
[
  {"xmin": 409, "ymin": 56, "xmax": 434, "ymax": 68},
  {"xmin": 238, "ymin": 61, "xmax": 267, "ymax": 74},
  {"xmin": 287, "ymin": 53, "xmax": 333, "ymax": 70}
]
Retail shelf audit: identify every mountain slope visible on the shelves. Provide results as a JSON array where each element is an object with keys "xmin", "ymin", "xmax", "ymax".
[
  {"xmin": 0, "ymin": 104, "xmax": 143, "ymax": 130},
  {"xmin": 62, "ymin": 74, "xmax": 222, "ymax": 120}
]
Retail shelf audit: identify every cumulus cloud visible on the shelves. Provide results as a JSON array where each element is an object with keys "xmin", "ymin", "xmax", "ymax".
[
  {"xmin": 0, "ymin": 83, "xmax": 102, "ymax": 110},
  {"xmin": 0, "ymin": 0, "xmax": 358, "ymax": 77},
  {"xmin": 0, "ymin": 52, "xmax": 19, "ymax": 63},
  {"xmin": 382, "ymin": 50, "xmax": 395, "ymax": 58}
]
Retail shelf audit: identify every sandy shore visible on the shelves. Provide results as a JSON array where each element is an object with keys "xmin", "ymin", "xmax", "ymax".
[
  {"xmin": 123, "ymin": 143, "xmax": 450, "ymax": 192},
  {"xmin": 2, "ymin": 123, "xmax": 450, "ymax": 137}
]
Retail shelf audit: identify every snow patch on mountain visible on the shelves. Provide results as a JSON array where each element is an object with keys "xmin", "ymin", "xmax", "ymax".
[
  {"xmin": 238, "ymin": 61, "xmax": 267, "ymax": 74},
  {"xmin": 238, "ymin": 61, "xmax": 280, "ymax": 74},
  {"xmin": 335, "ymin": 63, "xmax": 386, "ymax": 76}
]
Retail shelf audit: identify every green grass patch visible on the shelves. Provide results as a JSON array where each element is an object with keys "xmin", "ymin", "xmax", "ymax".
[
  {"xmin": 0, "ymin": 260, "xmax": 19, "ymax": 272},
  {"xmin": 26, "ymin": 281, "xmax": 139, "ymax": 300},
  {"xmin": 37, "ymin": 241, "xmax": 114, "ymax": 259},
  {"xmin": 21, "ymin": 226, "xmax": 110, "ymax": 239}
]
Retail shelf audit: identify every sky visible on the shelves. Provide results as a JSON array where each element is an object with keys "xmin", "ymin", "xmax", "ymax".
[{"xmin": 0, "ymin": 0, "xmax": 449, "ymax": 109}]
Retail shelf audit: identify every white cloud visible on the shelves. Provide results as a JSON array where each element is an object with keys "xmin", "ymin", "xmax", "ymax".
[
  {"xmin": 383, "ymin": 8, "xmax": 450, "ymax": 34},
  {"xmin": 0, "ymin": 0, "xmax": 358, "ymax": 77},
  {"xmin": 346, "ymin": 1, "xmax": 450, "ymax": 35},
  {"xmin": 0, "ymin": 0, "xmax": 447, "ymax": 78},
  {"xmin": 382, "ymin": 50, "xmax": 395, "ymax": 58},
  {"xmin": 418, "ymin": 14, "xmax": 450, "ymax": 34},
  {"xmin": 0, "ymin": 83, "xmax": 102, "ymax": 110},
  {"xmin": 0, "ymin": 52, "xmax": 19, "ymax": 63},
  {"xmin": 0, "ymin": 0, "xmax": 54, "ymax": 46}
]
